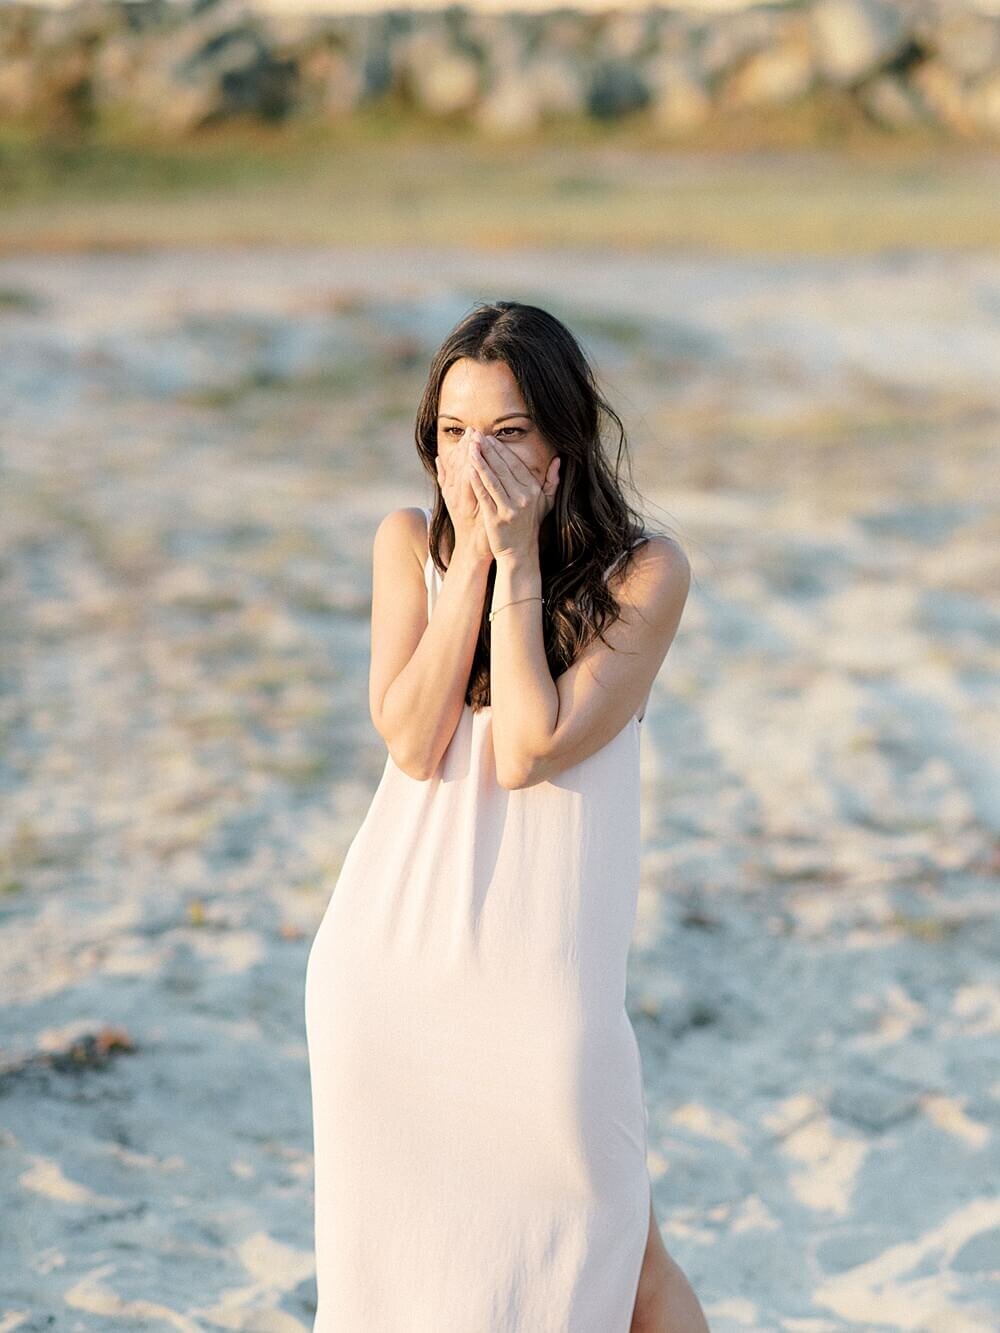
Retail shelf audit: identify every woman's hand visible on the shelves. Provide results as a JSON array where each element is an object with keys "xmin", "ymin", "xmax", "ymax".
[
  {"xmin": 468, "ymin": 432, "xmax": 560, "ymax": 562},
  {"xmin": 435, "ymin": 432, "xmax": 493, "ymax": 565}
]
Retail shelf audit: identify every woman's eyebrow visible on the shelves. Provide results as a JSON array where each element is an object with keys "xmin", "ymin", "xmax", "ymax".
[{"xmin": 436, "ymin": 413, "xmax": 532, "ymax": 423}]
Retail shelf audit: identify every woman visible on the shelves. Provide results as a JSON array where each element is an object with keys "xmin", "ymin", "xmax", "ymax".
[{"xmin": 305, "ymin": 301, "xmax": 709, "ymax": 1331}]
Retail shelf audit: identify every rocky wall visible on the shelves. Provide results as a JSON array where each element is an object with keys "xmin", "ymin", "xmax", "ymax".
[{"xmin": 1, "ymin": 0, "xmax": 999, "ymax": 137}]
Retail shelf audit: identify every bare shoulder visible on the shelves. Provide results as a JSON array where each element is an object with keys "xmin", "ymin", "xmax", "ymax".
[
  {"xmin": 615, "ymin": 533, "xmax": 691, "ymax": 624},
  {"xmin": 373, "ymin": 506, "xmax": 430, "ymax": 576}
]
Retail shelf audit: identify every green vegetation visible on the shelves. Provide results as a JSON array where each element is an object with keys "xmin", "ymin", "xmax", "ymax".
[{"xmin": 1, "ymin": 110, "xmax": 998, "ymax": 255}]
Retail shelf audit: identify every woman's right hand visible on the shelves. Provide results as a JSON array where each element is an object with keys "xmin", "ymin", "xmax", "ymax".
[{"xmin": 436, "ymin": 432, "xmax": 493, "ymax": 566}]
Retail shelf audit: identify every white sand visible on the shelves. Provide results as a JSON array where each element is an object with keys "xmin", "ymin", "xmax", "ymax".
[{"xmin": 0, "ymin": 244, "xmax": 997, "ymax": 1330}]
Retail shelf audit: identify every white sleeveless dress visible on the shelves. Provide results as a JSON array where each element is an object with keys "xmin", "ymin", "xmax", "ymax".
[{"xmin": 304, "ymin": 506, "xmax": 651, "ymax": 1332}]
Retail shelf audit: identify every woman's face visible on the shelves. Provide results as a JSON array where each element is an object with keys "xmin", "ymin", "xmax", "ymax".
[{"xmin": 436, "ymin": 357, "xmax": 558, "ymax": 489}]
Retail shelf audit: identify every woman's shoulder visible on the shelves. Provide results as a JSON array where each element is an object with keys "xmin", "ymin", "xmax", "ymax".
[
  {"xmin": 609, "ymin": 531, "xmax": 690, "ymax": 613},
  {"xmin": 634, "ymin": 531, "xmax": 688, "ymax": 567},
  {"xmin": 374, "ymin": 505, "xmax": 429, "ymax": 545},
  {"xmin": 373, "ymin": 506, "xmax": 431, "ymax": 575},
  {"xmin": 611, "ymin": 529, "xmax": 687, "ymax": 572}
]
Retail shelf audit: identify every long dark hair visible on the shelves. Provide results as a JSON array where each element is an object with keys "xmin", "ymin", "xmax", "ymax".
[{"xmin": 415, "ymin": 300, "xmax": 673, "ymax": 712}]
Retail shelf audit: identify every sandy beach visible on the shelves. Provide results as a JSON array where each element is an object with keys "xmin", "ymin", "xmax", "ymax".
[{"xmin": 1, "ymin": 243, "xmax": 998, "ymax": 1330}]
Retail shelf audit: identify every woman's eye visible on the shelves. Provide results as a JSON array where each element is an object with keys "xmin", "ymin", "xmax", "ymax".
[{"xmin": 441, "ymin": 427, "xmax": 524, "ymax": 438}]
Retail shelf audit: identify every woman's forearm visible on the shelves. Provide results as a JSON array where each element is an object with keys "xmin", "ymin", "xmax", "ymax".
[
  {"xmin": 488, "ymin": 547, "xmax": 558, "ymax": 787},
  {"xmin": 380, "ymin": 547, "xmax": 493, "ymax": 779}
]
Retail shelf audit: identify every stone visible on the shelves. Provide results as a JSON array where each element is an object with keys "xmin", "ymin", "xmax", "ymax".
[
  {"xmin": 587, "ymin": 55, "xmax": 651, "ymax": 120},
  {"xmin": 600, "ymin": 10, "xmax": 657, "ymax": 63},
  {"xmin": 473, "ymin": 71, "xmax": 542, "ymax": 138},
  {"xmin": 0, "ymin": 0, "xmax": 998, "ymax": 144},
  {"xmin": 540, "ymin": 12, "xmax": 591, "ymax": 60},
  {"xmin": 399, "ymin": 30, "xmax": 480, "ymax": 118},
  {"xmin": 719, "ymin": 25, "xmax": 816, "ymax": 110},
  {"xmin": 463, "ymin": 13, "xmax": 526, "ymax": 74},
  {"xmin": 917, "ymin": 9, "xmax": 1000, "ymax": 81},
  {"xmin": 154, "ymin": 77, "xmax": 218, "ymax": 133},
  {"xmin": 126, "ymin": 9, "xmax": 299, "ymax": 132},
  {"xmin": 857, "ymin": 71, "xmax": 930, "ymax": 129},
  {"xmin": 472, "ymin": 48, "xmax": 585, "ymax": 135},
  {"xmin": 530, "ymin": 54, "xmax": 587, "ymax": 120},
  {"xmin": 159, "ymin": 0, "xmax": 260, "ymax": 74},
  {"xmin": 649, "ymin": 10, "xmax": 700, "ymax": 61},
  {"xmin": 92, "ymin": 33, "xmax": 140, "ymax": 103},
  {"xmin": 910, "ymin": 57, "xmax": 979, "ymax": 136},
  {"xmin": 696, "ymin": 8, "xmax": 786, "ymax": 85},
  {"xmin": 811, "ymin": 0, "xmax": 909, "ymax": 86},
  {"xmin": 297, "ymin": 43, "xmax": 364, "ymax": 119},
  {"xmin": 644, "ymin": 53, "xmax": 712, "ymax": 134}
]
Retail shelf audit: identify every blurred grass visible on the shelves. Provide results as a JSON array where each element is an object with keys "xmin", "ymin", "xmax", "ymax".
[{"xmin": 1, "ymin": 105, "xmax": 999, "ymax": 254}]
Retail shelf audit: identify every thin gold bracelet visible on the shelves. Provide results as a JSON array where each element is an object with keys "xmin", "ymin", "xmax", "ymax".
[{"xmin": 489, "ymin": 596, "xmax": 546, "ymax": 623}]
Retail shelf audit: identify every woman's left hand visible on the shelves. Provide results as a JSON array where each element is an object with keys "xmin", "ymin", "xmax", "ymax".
[{"xmin": 467, "ymin": 432, "xmax": 560, "ymax": 561}]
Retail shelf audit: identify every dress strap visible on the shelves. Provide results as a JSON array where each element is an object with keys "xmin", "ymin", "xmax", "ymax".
[
  {"xmin": 601, "ymin": 535, "xmax": 647, "ymax": 583},
  {"xmin": 601, "ymin": 554, "xmax": 623, "ymax": 582},
  {"xmin": 420, "ymin": 506, "xmax": 435, "ymax": 618}
]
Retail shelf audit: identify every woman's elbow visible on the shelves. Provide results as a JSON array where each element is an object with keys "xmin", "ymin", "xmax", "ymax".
[
  {"xmin": 390, "ymin": 740, "xmax": 439, "ymax": 781},
  {"xmin": 495, "ymin": 754, "xmax": 546, "ymax": 790},
  {"xmin": 381, "ymin": 725, "xmax": 439, "ymax": 782}
]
